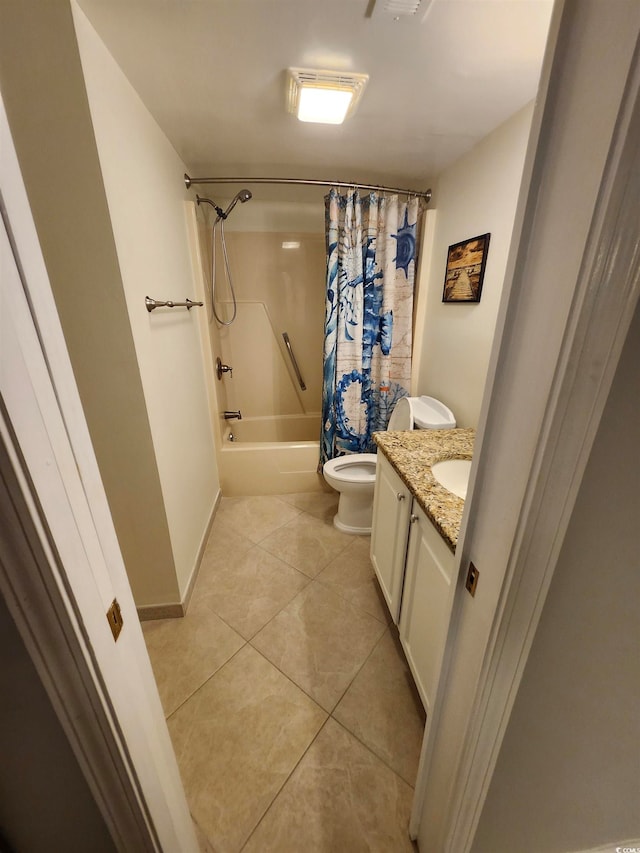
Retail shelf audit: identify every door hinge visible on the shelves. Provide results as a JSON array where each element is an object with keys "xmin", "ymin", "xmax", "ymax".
[{"xmin": 107, "ymin": 598, "xmax": 123, "ymax": 642}]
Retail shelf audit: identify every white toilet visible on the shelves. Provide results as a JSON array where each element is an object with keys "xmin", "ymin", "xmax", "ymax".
[{"xmin": 323, "ymin": 396, "xmax": 456, "ymax": 534}]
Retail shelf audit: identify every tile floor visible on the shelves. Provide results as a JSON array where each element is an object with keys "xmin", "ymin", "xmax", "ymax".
[{"xmin": 142, "ymin": 492, "xmax": 425, "ymax": 852}]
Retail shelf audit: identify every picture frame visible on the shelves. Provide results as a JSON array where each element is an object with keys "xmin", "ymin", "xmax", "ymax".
[{"xmin": 442, "ymin": 233, "xmax": 491, "ymax": 303}]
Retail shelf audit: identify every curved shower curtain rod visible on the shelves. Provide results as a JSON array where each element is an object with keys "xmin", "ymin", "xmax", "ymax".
[{"xmin": 184, "ymin": 173, "xmax": 431, "ymax": 203}]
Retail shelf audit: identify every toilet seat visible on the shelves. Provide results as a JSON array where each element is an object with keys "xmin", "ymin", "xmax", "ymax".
[{"xmin": 323, "ymin": 453, "xmax": 377, "ymax": 485}]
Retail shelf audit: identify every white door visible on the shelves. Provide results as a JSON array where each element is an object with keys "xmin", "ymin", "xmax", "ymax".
[
  {"xmin": 370, "ymin": 452, "xmax": 412, "ymax": 622},
  {"xmin": 0, "ymin": 94, "xmax": 197, "ymax": 851},
  {"xmin": 399, "ymin": 505, "xmax": 456, "ymax": 715}
]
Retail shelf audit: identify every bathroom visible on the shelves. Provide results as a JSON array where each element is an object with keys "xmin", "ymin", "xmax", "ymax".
[
  {"xmin": 2, "ymin": 1, "xmax": 639, "ymax": 851},
  {"xmin": 0, "ymin": 0, "xmax": 553, "ymax": 842},
  {"xmin": 75, "ymin": 0, "xmax": 537, "ymax": 837}
]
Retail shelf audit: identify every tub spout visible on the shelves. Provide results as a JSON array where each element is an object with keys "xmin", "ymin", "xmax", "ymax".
[{"xmin": 224, "ymin": 410, "xmax": 242, "ymax": 420}]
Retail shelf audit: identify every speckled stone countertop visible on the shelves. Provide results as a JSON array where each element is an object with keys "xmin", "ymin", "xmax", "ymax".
[{"xmin": 373, "ymin": 428, "xmax": 475, "ymax": 552}]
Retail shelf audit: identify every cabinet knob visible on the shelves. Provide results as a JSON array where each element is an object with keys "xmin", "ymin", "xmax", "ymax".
[
  {"xmin": 396, "ymin": 492, "xmax": 405, "ymax": 501},
  {"xmin": 410, "ymin": 513, "xmax": 419, "ymax": 523}
]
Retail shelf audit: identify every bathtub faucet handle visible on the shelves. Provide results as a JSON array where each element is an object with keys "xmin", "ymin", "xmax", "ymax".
[
  {"xmin": 223, "ymin": 411, "xmax": 242, "ymax": 420},
  {"xmin": 216, "ymin": 357, "xmax": 233, "ymax": 380}
]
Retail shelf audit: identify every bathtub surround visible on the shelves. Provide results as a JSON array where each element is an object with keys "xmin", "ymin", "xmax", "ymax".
[
  {"xmin": 205, "ymin": 224, "xmax": 325, "ymax": 428},
  {"xmin": 190, "ymin": 197, "xmax": 328, "ymax": 496}
]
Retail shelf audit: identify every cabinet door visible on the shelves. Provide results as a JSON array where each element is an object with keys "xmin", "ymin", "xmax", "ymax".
[
  {"xmin": 370, "ymin": 453, "xmax": 412, "ymax": 623},
  {"xmin": 399, "ymin": 505, "xmax": 456, "ymax": 714}
]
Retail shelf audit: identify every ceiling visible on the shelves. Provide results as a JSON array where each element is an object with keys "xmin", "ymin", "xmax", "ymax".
[{"xmin": 76, "ymin": 0, "xmax": 554, "ymax": 195}]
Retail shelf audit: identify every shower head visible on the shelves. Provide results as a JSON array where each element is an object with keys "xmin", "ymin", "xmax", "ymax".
[
  {"xmin": 222, "ymin": 188, "xmax": 252, "ymax": 218},
  {"xmin": 196, "ymin": 194, "xmax": 227, "ymax": 220}
]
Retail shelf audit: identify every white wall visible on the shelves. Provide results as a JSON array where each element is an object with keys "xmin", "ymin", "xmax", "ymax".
[
  {"xmin": 414, "ymin": 104, "xmax": 533, "ymax": 427},
  {"xmin": 416, "ymin": 2, "xmax": 640, "ymax": 849},
  {"xmin": 471, "ymin": 299, "xmax": 640, "ymax": 853},
  {"xmin": 0, "ymin": 0, "xmax": 179, "ymax": 608},
  {"xmin": 73, "ymin": 3, "xmax": 219, "ymax": 599}
]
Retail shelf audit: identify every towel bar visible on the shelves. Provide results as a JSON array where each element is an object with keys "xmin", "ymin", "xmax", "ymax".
[{"xmin": 145, "ymin": 295, "xmax": 203, "ymax": 312}]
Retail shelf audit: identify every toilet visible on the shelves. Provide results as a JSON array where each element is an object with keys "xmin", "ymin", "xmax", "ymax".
[{"xmin": 323, "ymin": 396, "xmax": 456, "ymax": 534}]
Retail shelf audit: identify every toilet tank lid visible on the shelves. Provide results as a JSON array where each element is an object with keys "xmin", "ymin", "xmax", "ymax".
[{"xmin": 412, "ymin": 396, "xmax": 456, "ymax": 429}]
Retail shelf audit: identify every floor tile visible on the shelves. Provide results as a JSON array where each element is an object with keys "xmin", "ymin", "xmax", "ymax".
[
  {"xmin": 193, "ymin": 815, "xmax": 219, "ymax": 853},
  {"xmin": 243, "ymin": 718, "xmax": 415, "ymax": 852},
  {"xmin": 168, "ymin": 645, "xmax": 326, "ymax": 853},
  {"xmin": 334, "ymin": 629, "xmax": 425, "ymax": 785},
  {"xmin": 191, "ymin": 517, "xmax": 255, "ymax": 603},
  {"xmin": 278, "ymin": 490, "xmax": 339, "ymax": 524},
  {"xmin": 214, "ymin": 496, "xmax": 301, "ymax": 544},
  {"xmin": 259, "ymin": 512, "xmax": 352, "ymax": 578},
  {"xmin": 316, "ymin": 536, "xmax": 391, "ymax": 623},
  {"xmin": 194, "ymin": 545, "xmax": 310, "ymax": 639},
  {"xmin": 202, "ymin": 514, "xmax": 254, "ymax": 565},
  {"xmin": 251, "ymin": 582, "xmax": 386, "ymax": 712},
  {"xmin": 141, "ymin": 600, "xmax": 244, "ymax": 717}
]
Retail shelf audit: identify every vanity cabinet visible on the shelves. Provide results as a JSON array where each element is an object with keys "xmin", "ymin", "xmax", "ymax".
[
  {"xmin": 370, "ymin": 453, "xmax": 411, "ymax": 623},
  {"xmin": 371, "ymin": 451, "xmax": 457, "ymax": 713},
  {"xmin": 399, "ymin": 505, "xmax": 455, "ymax": 714}
]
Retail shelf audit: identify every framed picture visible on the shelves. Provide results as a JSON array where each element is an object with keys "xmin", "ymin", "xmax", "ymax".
[{"xmin": 442, "ymin": 233, "xmax": 491, "ymax": 303}]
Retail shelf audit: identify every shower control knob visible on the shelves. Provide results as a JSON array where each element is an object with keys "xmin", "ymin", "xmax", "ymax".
[{"xmin": 216, "ymin": 358, "xmax": 233, "ymax": 380}]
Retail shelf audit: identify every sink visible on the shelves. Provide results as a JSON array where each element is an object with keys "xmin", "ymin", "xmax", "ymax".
[{"xmin": 431, "ymin": 459, "xmax": 472, "ymax": 500}]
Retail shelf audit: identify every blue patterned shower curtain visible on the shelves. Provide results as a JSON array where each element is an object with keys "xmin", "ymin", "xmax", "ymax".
[{"xmin": 321, "ymin": 189, "xmax": 419, "ymax": 465}]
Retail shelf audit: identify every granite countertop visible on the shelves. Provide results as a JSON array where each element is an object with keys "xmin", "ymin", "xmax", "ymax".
[{"xmin": 373, "ymin": 428, "xmax": 475, "ymax": 552}]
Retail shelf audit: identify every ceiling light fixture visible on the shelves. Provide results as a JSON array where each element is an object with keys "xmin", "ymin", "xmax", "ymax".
[
  {"xmin": 287, "ymin": 68, "xmax": 369, "ymax": 125},
  {"xmin": 370, "ymin": 0, "xmax": 434, "ymax": 22}
]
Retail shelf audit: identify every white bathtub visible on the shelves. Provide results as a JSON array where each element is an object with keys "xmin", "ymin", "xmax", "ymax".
[{"xmin": 220, "ymin": 414, "xmax": 326, "ymax": 496}]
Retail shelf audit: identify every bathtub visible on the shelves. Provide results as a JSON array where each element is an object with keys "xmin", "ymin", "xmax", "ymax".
[{"xmin": 219, "ymin": 414, "xmax": 326, "ymax": 496}]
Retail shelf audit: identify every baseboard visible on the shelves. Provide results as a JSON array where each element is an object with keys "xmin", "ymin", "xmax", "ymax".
[
  {"xmin": 137, "ymin": 602, "xmax": 184, "ymax": 621},
  {"xmin": 136, "ymin": 489, "xmax": 221, "ymax": 622},
  {"xmin": 182, "ymin": 488, "xmax": 220, "ymax": 615}
]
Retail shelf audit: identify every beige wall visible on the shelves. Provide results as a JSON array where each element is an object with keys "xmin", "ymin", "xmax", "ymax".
[
  {"xmin": 73, "ymin": 3, "xmax": 219, "ymax": 599},
  {"xmin": 0, "ymin": 0, "xmax": 178, "ymax": 606},
  {"xmin": 472, "ymin": 299, "xmax": 640, "ymax": 853},
  {"xmin": 414, "ymin": 104, "xmax": 534, "ymax": 427}
]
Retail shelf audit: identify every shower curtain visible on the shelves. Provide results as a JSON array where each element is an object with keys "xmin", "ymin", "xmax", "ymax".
[{"xmin": 321, "ymin": 189, "xmax": 419, "ymax": 465}]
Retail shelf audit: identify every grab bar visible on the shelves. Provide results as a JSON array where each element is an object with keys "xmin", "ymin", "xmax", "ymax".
[
  {"xmin": 145, "ymin": 295, "xmax": 203, "ymax": 312},
  {"xmin": 282, "ymin": 332, "xmax": 306, "ymax": 391}
]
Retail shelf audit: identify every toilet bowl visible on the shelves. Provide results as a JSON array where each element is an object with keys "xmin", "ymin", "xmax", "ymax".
[{"xmin": 323, "ymin": 396, "xmax": 456, "ymax": 535}]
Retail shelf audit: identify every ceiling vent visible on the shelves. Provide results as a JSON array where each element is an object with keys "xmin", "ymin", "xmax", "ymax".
[
  {"xmin": 286, "ymin": 68, "xmax": 369, "ymax": 125},
  {"xmin": 370, "ymin": 0, "xmax": 434, "ymax": 22}
]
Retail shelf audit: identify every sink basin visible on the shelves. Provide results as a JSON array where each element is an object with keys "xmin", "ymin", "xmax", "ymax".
[{"xmin": 431, "ymin": 459, "xmax": 472, "ymax": 500}]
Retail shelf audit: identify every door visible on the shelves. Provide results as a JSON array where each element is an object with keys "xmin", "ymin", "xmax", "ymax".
[
  {"xmin": 0, "ymin": 93, "xmax": 197, "ymax": 851},
  {"xmin": 370, "ymin": 452, "xmax": 412, "ymax": 622},
  {"xmin": 399, "ymin": 505, "xmax": 456, "ymax": 715}
]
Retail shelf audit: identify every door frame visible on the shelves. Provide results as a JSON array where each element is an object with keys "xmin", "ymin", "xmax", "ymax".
[
  {"xmin": 0, "ymin": 92, "xmax": 198, "ymax": 851},
  {"xmin": 411, "ymin": 2, "xmax": 640, "ymax": 849}
]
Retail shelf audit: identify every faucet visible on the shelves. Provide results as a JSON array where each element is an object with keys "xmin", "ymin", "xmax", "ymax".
[{"xmin": 223, "ymin": 410, "xmax": 242, "ymax": 420}]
